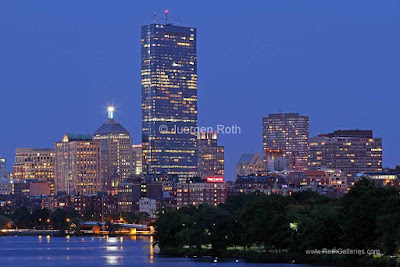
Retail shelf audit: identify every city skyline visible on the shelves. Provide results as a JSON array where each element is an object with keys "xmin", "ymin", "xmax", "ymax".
[{"xmin": 1, "ymin": 1, "xmax": 399, "ymax": 179}]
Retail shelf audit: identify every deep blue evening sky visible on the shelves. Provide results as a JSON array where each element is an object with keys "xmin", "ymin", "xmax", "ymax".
[{"xmin": 0, "ymin": 1, "xmax": 399, "ymax": 179}]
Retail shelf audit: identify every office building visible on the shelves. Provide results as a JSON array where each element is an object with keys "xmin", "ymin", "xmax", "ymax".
[
  {"xmin": 0, "ymin": 158, "xmax": 5, "ymax": 179},
  {"xmin": 93, "ymin": 107, "xmax": 133, "ymax": 191},
  {"xmin": 12, "ymin": 148, "xmax": 55, "ymax": 193},
  {"xmin": 197, "ymin": 132, "xmax": 224, "ymax": 178},
  {"xmin": 141, "ymin": 19, "xmax": 198, "ymax": 180},
  {"xmin": 263, "ymin": 113, "xmax": 309, "ymax": 171},
  {"xmin": 55, "ymin": 134, "xmax": 101, "ymax": 195},
  {"xmin": 132, "ymin": 144, "xmax": 143, "ymax": 175},
  {"xmin": 308, "ymin": 130, "xmax": 382, "ymax": 176}
]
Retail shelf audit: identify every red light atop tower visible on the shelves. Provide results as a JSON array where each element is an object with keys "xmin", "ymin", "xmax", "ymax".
[{"xmin": 164, "ymin": 9, "xmax": 169, "ymax": 14}]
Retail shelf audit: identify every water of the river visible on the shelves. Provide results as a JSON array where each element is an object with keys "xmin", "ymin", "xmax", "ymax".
[{"xmin": 0, "ymin": 235, "xmax": 314, "ymax": 266}]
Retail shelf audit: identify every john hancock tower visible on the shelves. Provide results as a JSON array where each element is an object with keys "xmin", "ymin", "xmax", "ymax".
[{"xmin": 141, "ymin": 13, "xmax": 198, "ymax": 180}]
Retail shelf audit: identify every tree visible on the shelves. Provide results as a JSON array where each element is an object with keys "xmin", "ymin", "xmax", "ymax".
[
  {"xmin": 154, "ymin": 208, "xmax": 187, "ymax": 251},
  {"xmin": 239, "ymin": 195, "xmax": 291, "ymax": 250},
  {"xmin": 341, "ymin": 178, "xmax": 394, "ymax": 249},
  {"xmin": 31, "ymin": 208, "xmax": 51, "ymax": 229},
  {"xmin": 12, "ymin": 207, "xmax": 33, "ymax": 229},
  {"xmin": 296, "ymin": 204, "xmax": 343, "ymax": 251},
  {"xmin": 0, "ymin": 215, "xmax": 11, "ymax": 228},
  {"xmin": 376, "ymin": 189, "xmax": 400, "ymax": 255},
  {"xmin": 192, "ymin": 205, "xmax": 236, "ymax": 255},
  {"xmin": 83, "ymin": 208, "xmax": 101, "ymax": 221}
]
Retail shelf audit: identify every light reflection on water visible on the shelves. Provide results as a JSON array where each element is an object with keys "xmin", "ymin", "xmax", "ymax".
[{"xmin": 0, "ymin": 236, "xmax": 313, "ymax": 266}]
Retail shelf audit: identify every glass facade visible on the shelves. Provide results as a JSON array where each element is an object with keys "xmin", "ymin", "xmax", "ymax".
[
  {"xmin": 0, "ymin": 158, "xmax": 5, "ymax": 179},
  {"xmin": 141, "ymin": 23, "xmax": 198, "ymax": 179}
]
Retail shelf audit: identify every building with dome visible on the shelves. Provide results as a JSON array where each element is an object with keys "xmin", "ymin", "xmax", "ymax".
[{"xmin": 93, "ymin": 106, "xmax": 134, "ymax": 191}]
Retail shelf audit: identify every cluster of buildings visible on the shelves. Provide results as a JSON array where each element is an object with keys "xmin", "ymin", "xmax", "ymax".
[
  {"xmin": 0, "ymin": 15, "xmax": 398, "ymax": 221},
  {"xmin": 233, "ymin": 113, "xmax": 398, "ymax": 196}
]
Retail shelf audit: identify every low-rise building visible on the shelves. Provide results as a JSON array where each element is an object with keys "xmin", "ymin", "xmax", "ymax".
[
  {"xmin": 139, "ymin": 197, "xmax": 158, "ymax": 218},
  {"xmin": 117, "ymin": 182, "xmax": 141, "ymax": 212},
  {"xmin": 29, "ymin": 182, "xmax": 51, "ymax": 196},
  {"xmin": 176, "ymin": 178, "xmax": 227, "ymax": 208},
  {"xmin": 231, "ymin": 175, "xmax": 282, "ymax": 195},
  {"xmin": 286, "ymin": 170, "xmax": 330, "ymax": 187},
  {"xmin": 0, "ymin": 178, "xmax": 14, "ymax": 195},
  {"xmin": 234, "ymin": 153, "xmax": 266, "ymax": 179}
]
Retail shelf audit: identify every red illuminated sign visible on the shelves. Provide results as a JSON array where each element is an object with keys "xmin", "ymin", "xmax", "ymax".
[{"xmin": 206, "ymin": 176, "xmax": 225, "ymax": 183}]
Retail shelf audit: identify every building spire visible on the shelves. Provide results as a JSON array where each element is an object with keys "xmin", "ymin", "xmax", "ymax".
[{"xmin": 107, "ymin": 106, "xmax": 115, "ymax": 120}]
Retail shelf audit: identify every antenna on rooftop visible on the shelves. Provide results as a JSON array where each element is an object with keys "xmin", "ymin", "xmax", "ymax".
[
  {"xmin": 107, "ymin": 106, "xmax": 115, "ymax": 120},
  {"xmin": 165, "ymin": 9, "xmax": 169, "ymax": 24},
  {"xmin": 153, "ymin": 13, "xmax": 157, "ymax": 24}
]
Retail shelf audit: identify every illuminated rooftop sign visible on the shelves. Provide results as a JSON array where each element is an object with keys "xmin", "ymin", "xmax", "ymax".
[{"xmin": 206, "ymin": 176, "xmax": 224, "ymax": 183}]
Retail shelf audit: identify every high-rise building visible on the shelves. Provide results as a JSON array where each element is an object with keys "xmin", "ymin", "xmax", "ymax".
[
  {"xmin": 308, "ymin": 130, "xmax": 383, "ymax": 176},
  {"xmin": 141, "ymin": 19, "xmax": 198, "ymax": 180},
  {"xmin": 93, "ymin": 107, "xmax": 133, "ymax": 191},
  {"xmin": 132, "ymin": 144, "xmax": 143, "ymax": 175},
  {"xmin": 262, "ymin": 113, "xmax": 309, "ymax": 171},
  {"xmin": 55, "ymin": 134, "xmax": 101, "ymax": 195},
  {"xmin": 0, "ymin": 158, "xmax": 5, "ymax": 179},
  {"xmin": 197, "ymin": 132, "xmax": 224, "ymax": 178},
  {"xmin": 12, "ymin": 148, "xmax": 55, "ymax": 193}
]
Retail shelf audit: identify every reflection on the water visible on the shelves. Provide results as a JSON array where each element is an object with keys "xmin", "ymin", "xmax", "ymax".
[
  {"xmin": 150, "ymin": 236, "xmax": 154, "ymax": 264},
  {"xmin": 0, "ymin": 236, "xmax": 294, "ymax": 266},
  {"xmin": 105, "ymin": 255, "xmax": 123, "ymax": 265},
  {"xmin": 106, "ymin": 246, "xmax": 118, "ymax": 251}
]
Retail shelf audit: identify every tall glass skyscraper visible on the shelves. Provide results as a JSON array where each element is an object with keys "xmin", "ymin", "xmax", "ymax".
[
  {"xmin": 0, "ymin": 158, "xmax": 6, "ymax": 179},
  {"xmin": 141, "ymin": 21, "xmax": 198, "ymax": 179}
]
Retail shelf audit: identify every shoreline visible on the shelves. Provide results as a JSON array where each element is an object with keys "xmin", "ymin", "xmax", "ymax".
[{"xmin": 0, "ymin": 229, "xmax": 154, "ymax": 237}]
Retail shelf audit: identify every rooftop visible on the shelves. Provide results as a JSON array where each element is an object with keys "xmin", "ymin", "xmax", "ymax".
[
  {"xmin": 93, "ymin": 118, "xmax": 130, "ymax": 136},
  {"xmin": 63, "ymin": 134, "xmax": 92, "ymax": 142},
  {"xmin": 238, "ymin": 153, "xmax": 258, "ymax": 164}
]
